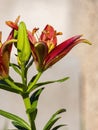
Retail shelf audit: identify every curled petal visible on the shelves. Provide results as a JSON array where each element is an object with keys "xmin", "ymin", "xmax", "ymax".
[
  {"xmin": 6, "ymin": 16, "xmax": 20, "ymax": 30},
  {"xmin": 44, "ymin": 35, "xmax": 91, "ymax": 70},
  {"xmin": 2, "ymin": 30, "xmax": 14, "ymax": 55},
  {"xmin": 6, "ymin": 21, "xmax": 18, "ymax": 30}
]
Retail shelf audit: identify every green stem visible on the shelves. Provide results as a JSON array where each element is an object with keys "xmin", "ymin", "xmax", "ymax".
[
  {"xmin": 22, "ymin": 94, "xmax": 36, "ymax": 130},
  {"xmin": 27, "ymin": 71, "xmax": 42, "ymax": 92},
  {"xmin": 22, "ymin": 72, "xmax": 42, "ymax": 130},
  {"xmin": 21, "ymin": 63, "xmax": 37, "ymax": 130},
  {"xmin": 21, "ymin": 63, "xmax": 27, "ymax": 85}
]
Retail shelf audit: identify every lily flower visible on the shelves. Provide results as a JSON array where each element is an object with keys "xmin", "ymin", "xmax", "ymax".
[
  {"xmin": 0, "ymin": 17, "xmax": 19, "ymax": 79},
  {"xmin": 0, "ymin": 31, "xmax": 14, "ymax": 79},
  {"xmin": 6, "ymin": 19, "xmax": 91, "ymax": 72},
  {"xmin": 28, "ymin": 25, "xmax": 91, "ymax": 72}
]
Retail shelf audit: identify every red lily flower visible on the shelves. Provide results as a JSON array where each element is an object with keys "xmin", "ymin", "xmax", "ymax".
[
  {"xmin": 0, "ymin": 31, "xmax": 14, "ymax": 79},
  {"xmin": 28, "ymin": 25, "xmax": 91, "ymax": 72},
  {"xmin": 0, "ymin": 17, "xmax": 19, "ymax": 79},
  {"xmin": 6, "ymin": 19, "xmax": 91, "ymax": 72}
]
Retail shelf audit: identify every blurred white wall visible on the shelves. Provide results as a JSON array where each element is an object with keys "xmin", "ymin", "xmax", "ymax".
[{"xmin": 0, "ymin": 0, "xmax": 85, "ymax": 130}]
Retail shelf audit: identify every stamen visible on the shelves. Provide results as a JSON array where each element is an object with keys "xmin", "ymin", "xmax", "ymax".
[
  {"xmin": 32, "ymin": 28, "xmax": 39, "ymax": 35},
  {"xmin": 15, "ymin": 15, "xmax": 20, "ymax": 24},
  {"xmin": 56, "ymin": 32, "xmax": 63, "ymax": 35},
  {"xmin": 32, "ymin": 28, "xmax": 39, "ymax": 41}
]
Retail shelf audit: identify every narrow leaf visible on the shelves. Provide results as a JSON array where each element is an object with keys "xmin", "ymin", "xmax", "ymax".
[
  {"xmin": 0, "ymin": 109, "xmax": 31, "ymax": 130},
  {"xmin": 10, "ymin": 63, "xmax": 21, "ymax": 76},
  {"xmin": 0, "ymin": 84, "xmax": 20, "ymax": 94},
  {"xmin": 12, "ymin": 121, "xmax": 28, "ymax": 130},
  {"xmin": 26, "ymin": 58, "xmax": 34, "ymax": 70},
  {"xmin": 43, "ymin": 109, "xmax": 66, "ymax": 130},
  {"xmin": 43, "ymin": 117, "xmax": 61, "ymax": 130},
  {"xmin": 28, "ymin": 74, "xmax": 37, "ymax": 86},
  {"xmin": 4, "ymin": 78, "xmax": 23, "ymax": 93},
  {"xmin": 30, "ymin": 87, "xmax": 44, "ymax": 105},
  {"xmin": 26, "ymin": 88, "xmax": 44, "ymax": 120},
  {"xmin": 51, "ymin": 124, "xmax": 66, "ymax": 130},
  {"xmin": 29, "ymin": 77, "xmax": 69, "ymax": 93},
  {"xmin": 14, "ymin": 82, "xmax": 26, "ymax": 90},
  {"xmin": 0, "ymin": 80, "xmax": 20, "ymax": 94}
]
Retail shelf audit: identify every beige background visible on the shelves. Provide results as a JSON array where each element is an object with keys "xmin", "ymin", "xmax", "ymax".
[
  {"xmin": 69, "ymin": 0, "xmax": 98, "ymax": 130},
  {"xmin": 0, "ymin": 0, "xmax": 98, "ymax": 130}
]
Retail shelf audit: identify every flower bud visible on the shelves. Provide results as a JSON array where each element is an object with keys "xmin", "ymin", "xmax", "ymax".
[
  {"xmin": 34, "ymin": 42, "xmax": 48, "ymax": 71},
  {"xmin": 17, "ymin": 22, "xmax": 31, "ymax": 64}
]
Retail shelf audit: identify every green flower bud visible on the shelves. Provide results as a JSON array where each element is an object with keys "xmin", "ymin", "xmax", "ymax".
[{"xmin": 17, "ymin": 22, "xmax": 31, "ymax": 64}]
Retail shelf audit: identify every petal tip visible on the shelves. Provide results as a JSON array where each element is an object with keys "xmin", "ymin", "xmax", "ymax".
[{"xmin": 81, "ymin": 39, "xmax": 92, "ymax": 45}]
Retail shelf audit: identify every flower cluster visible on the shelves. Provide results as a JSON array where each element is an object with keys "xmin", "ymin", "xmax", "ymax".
[
  {"xmin": 0, "ymin": 16, "xmax": 91, "ymax": 130},
  {"xmin": 0, "ymin": 16, "xmax": 91, "ymax": 79}
]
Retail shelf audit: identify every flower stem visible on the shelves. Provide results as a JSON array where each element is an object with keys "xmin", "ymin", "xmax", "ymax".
[
  {"xmin": 20, "ymin": 63, "xmax": 39, "ymax": 130},
  {"xmin": 27, "ymin": 71, "xmax": 42, "ymax": 92},
  {"xmin": 22, "ymin": 72, "xmax": 42, "ymax": 129},
  {"xmin": 21, "ymin": 63, "xmax": 27, "ymax": 86},
  {"xmin": 22, "ymin": 93, "xmax": 36, "ymax": 130}
]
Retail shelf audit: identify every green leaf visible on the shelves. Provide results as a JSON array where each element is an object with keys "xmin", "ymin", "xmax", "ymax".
[
  {"xmin": 12, "ymin": 121, "xmax": 28, "ymax": 130},
  {"xmin": 10, "ymin": 63, "xmax": 21, "ymax": 76},
  {"xmin": 0, "ymin": 80, "xmax": 21, "ymax": 94},
  {"xmin": 4, "ymin": 78, "xmax": 23, "ymax": 93},
  {"xmin": 51, "ymin": 124, "xmax": 66, "ymax": 130},
  {"xmin": 29, "ymin": 77, "xmax": 69, "ymax": 93},
  {"xmin": 14, "ymin": 82, "xmax": 27, "ymax": 91},
  {"xmin": 0, "ymin": 109, "xmax": 31, "ymax": 130},
  {"xmin": 30, "ymin": 87, "xmax": 44, "ymax": 105},
  {"xmin": 26, "ymin": 58, "xmax": 34, "ymax": 70},
  {"xmin": 43, "ymin": 109, "xmax": 66, "ymax": 130},
  {"xmin": 43, "ymin": 117, "xmax": 61, "ymax": 130},
  {"xmin": 26, "ymin": 88, "xmax": 44, "ymax": 120},
  {"xmin": 28, "ymin": 74, "xmax": 37, "ymax": 86},
  {"xmin": 52, "ymin": 109, "xmax": 66, "ymax": 115}
]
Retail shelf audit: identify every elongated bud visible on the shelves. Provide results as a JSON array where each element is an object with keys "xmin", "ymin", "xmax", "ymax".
[
  {"xmin": 34, "ymin": 42, "xmax": 48, "ymax": 72},
  {"xmin": 17, "ymin": 22, "xmax": 31, "ymax": 64}
]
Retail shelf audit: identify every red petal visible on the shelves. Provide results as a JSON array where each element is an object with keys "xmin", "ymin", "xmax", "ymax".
[
  {"xmin": 28, "ymin": 31, "xmax": 37, "ymax": 44},
  {"xmin": 5, "ymin": 30, "xmax": 14, "ymax": 52},
  {"xmin": 0, "ymin": 30, "xmax": 14, "ymax": 78},
  {"xmin": 0, "ymin": 41, "xmax": 12, "ymax": 79},
  {"xmin": 44, "ymin": 35, "xmax": 82, "ymax": 69},
  {"xmin": 6, "ymin": 21, "xmax": 18, "ymax": 30},
  {"xmin": 40, "ymin": 25, "xmax": 57, "ymax": 46},
  {"xmin": 6, "ymin": 16, "xmax": 20, "ymax": 30}
]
